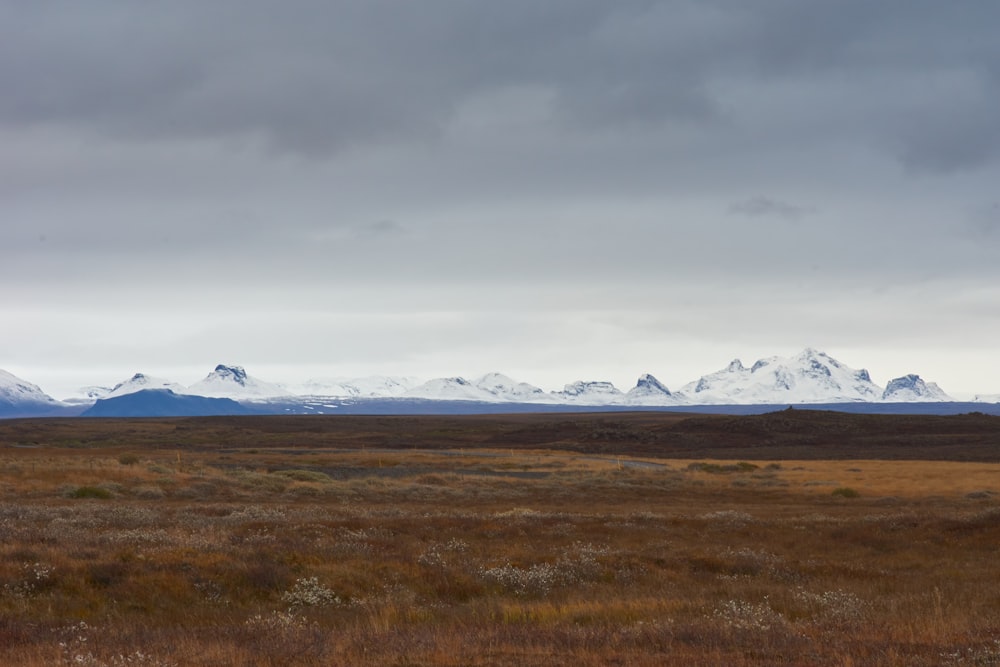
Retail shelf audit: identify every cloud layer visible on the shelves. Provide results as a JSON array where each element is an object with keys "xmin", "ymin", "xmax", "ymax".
[{"xmin": 3, "ymin": 1, "xmax": 999, "ymax": 396}]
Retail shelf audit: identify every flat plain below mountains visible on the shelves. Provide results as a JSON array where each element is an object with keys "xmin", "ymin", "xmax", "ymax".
[
  {"xmin": 3, "ymin": 408, "xmax": 1000, "ymax": 461},
  {"xmin": 3, "ymin": 409, "xmax": 1000, "ymax": 666}
]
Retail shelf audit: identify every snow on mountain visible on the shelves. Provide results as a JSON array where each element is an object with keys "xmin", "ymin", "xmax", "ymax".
[
  {"xmin": 106, "ymin": 373, "xmax": 188, "ymax": 399},
  {"xmin": 473, "ymin": 373, "xmax": 553, "ymax": 403},
  {"xmin": 678, "ymin": 348, "xmax": 882, "ymax": 404},
  {"xmin": 186, "ymin": 365, "xmax": 292, "ymax": 400},
  {"xmin": 553, "ymin": 380, "xmax": 624, "ymax": 404},
  {"xmin": 287, "ymin": 376, "xmax": 418, "ymax": 398},
  {"xmin": 0, "ymin": 369, "xmax": 63, "ymax": 412},
  {"xmin": 57, "ymin": 385, "xmax": 114, "ymax": 405},
  {"xmin": 2, "ymin": 349, "xmax": 988, "ymax": 416},
  {"xmin": 624, "ymin": 373, "xmax": 678, "ymax": 405},
  {"xmin": 79, "ymin": 386, "xmax": 113, "ymax": 400},
  {"xmin": 401, "ymin": 373, "xmax": 555, "ymax": 403},
  {"xmin": 404, "ymin": 377, "xmax": 496, "ymax": 402},
  {"xmin": 881, "ymin": 374, "xmax": 952, "ymax": 402}
]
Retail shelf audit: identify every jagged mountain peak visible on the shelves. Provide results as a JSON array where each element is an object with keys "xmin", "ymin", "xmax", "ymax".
[
  {"xmin": 187, "ymin": 364, "xmax": 291, "ymax": 399},
  {"xmin": 681, "ymin": 349, "xmax": 882, "ymax": 404},
  {"xmin": 889, "ymin": 373, "xmax": 920, "ymax": 388},
  {"xmin": 624, "ymin": 373, "xmax": 678, "ymax": 405},
  {"xmin": 112, "ymin": 373, "xmax": 158, "ymax": 390},
  {"xmin": 882, "ymin": 374, "xmax": 951, "ymax": 402},
  {"xmin": 557, "ymin": 380, "xmax": 623, "ymax": 400},
  {"xmin": 633, "ymin": 374, "xmax": 671, "ymax": 395},
  {"xmin": 211, "ymin": 364, "xmax": 249, "ymax": 385},
  {"xmin": 727, "ymin": 359, "xmax": 746, "ymax": 372}
]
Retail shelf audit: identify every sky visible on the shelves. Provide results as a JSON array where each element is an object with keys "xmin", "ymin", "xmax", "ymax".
[{"xmin": 3, "ymin": 0, "xmax": 1000, "ymax": 400}]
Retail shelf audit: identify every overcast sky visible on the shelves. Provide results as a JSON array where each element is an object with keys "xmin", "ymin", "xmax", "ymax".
[{"xmin": 4, "ymin": 1, "xmax": 1000, "ymax": 399}]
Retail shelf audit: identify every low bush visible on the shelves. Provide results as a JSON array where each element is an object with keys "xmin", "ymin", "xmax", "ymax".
[
  {"xmin": 272, "ymin": 469, "xmax": 332, "ymax": 483},
  {"xmin": 70, "ymin": 486, "xmax": 114, "ymax": 499}
]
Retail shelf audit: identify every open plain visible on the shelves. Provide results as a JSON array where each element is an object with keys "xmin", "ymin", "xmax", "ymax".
[{"xmin": 2, "ymin": 410, "xmax": 1000, "ymax": 665}]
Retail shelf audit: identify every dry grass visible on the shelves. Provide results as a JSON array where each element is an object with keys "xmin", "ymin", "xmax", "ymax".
[{"xmin": 1, "ymin": 415, "xmax": 1000, "ymax": 665}]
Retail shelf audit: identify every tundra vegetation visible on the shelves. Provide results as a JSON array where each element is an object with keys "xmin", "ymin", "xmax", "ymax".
[{"xmin": 1, "ymin": 412, "xmax": 1000, "ymax": 665}]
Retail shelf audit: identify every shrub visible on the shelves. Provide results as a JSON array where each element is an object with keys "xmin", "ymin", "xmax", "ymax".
[
  {"xmin": 118, "ymin": 454, "xmax": 140, "ymax": 466},
  {"xmin": 832, "ymin": 487, "xmax": 860, "ymax": 498},
  {"xmin": 272, "ymin": 469, "xmax": 332, "ymax": 483},
  {"xmin": 70, "ymin": 486, "xmax": 114, "ymax": 499}
]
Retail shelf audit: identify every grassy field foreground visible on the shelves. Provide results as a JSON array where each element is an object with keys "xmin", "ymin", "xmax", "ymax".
[{"xmin": 1, "ymin": 413, "xmax": 1000, "ymax": 665}]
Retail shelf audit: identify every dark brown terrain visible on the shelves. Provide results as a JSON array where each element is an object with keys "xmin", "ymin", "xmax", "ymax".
[
  {"xmin": 2, "ymin": 408, "xmax": 999, "ymax": 460},
  {"xmin": 3, "ymin": 410, "xmax": 1000, "ymax": 666}
]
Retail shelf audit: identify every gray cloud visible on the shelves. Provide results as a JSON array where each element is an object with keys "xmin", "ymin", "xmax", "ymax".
[
  {"xmin": 3, "ymin": 1, "xmax": 998, "ymax": 166},
  {"xmin": 729, "ymin": 197, "xmax": 813, "ymax": 221},
  {"xmin": 4, "ymin": 1, "xmax": 1000, "ymax": 395}
]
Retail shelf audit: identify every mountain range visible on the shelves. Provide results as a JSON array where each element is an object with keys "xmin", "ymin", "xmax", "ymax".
[{"xmin": 1, "ymin": 350, "xmax": 997, "ymax": 418}]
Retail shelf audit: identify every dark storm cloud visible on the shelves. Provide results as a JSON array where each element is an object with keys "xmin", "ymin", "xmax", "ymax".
[{"xmin": 2, "ymin": 1, "xmax": 998, "ymax": 168}]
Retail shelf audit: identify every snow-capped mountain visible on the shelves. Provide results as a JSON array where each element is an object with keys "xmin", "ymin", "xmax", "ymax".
[
  {"xmin": 0, "ymin": 350, "xmax": 983, "ymax": 419},
  {"xmin": 554, "ymin": 380, "xmax": 624, "ymax": 404},
  {"xmin": 106, "ymin": 373, "xmax": 188, "ymax": 399},
  {"xmin": 0, "ymin": 369, "xmax": 64, "ymax": 415},
  {"xmin": 79, "ymin": 386, "xmax": 113, "ymax": 400},
  {"xmin": 404, "ymin": 377, "xmax": 495, "ymax": 401},
  {"xmin": 473, "ymin": 373, "xmax": 553, "ymax": 403},
  {"xmin": 58, "ymin": 385, "xmax": 114, "ymax": 405},
  {"xmin": 624, "ymin": 374, "xmax": 677, "ymax": 405},
  {"xmin": 186, "ymin": 365, "xmax": 292, "ymax": 400},
  {"xmin": 881, "ymin": 374, "xmax": 951, "ymax": 402},
  {"xmin": 287, "ymin": 376, "xmax": 418, "ymax": 398},
  {"xmin": 679, "ymin": 348, "xmax": 882, "ymax": 404},
  {"xmin": 401, "ymin": 373, "xmax": 554, "ymax": 403}
]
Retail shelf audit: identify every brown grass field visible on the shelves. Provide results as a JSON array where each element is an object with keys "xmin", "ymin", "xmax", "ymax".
[{"xmin": 2, "ymin": 410, "xmax": 1000, "ymax": 665}]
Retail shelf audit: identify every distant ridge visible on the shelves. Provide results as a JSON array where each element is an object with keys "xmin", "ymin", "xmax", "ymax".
[
  {"xmin": 882, "ymin": 374, "xmax": 951, "ymax": 402},
  {"xmin": 82, "ymin": 389, "xmax": 256, "ymax": 418},
  {"xmin": 0, "ymin": 369, "xmax": 71, "ymax": 418},
  {"xmin": 187, "ymin": 365, "xmax": 291, "ymax": 399},
  {"xmin": 0, "ymin": 349, "xmax": 992, "ymax": 419},
  {"xmin": 107, "ymin": 373, "xmax": 188, "ymax": 398}
]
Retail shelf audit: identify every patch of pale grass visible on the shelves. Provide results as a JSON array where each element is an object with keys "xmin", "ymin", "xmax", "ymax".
[{"xmin": 775, "ymin": 460, "xmax": 1000, "ymax": 498}]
